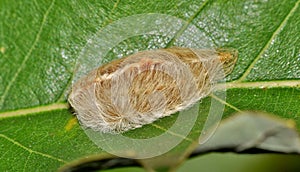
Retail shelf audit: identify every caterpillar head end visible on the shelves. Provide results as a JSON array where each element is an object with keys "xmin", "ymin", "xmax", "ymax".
[{"xmin": 217, "ymin": 48, "xmax": 238, "ymax": 76}]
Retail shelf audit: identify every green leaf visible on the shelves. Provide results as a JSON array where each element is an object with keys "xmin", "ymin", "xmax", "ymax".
[
  {"xmin": 196, "ymin": 111, "xmax": 300, "ymax": 153},
  {"xmin": 0, "ymin": 0, "xmax": 299, "ymax": 171}
]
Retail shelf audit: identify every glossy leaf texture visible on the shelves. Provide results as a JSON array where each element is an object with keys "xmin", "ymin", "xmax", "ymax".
[{"xmin": 0, "ymin": 0, "xmax": 299, "ymax": 171}]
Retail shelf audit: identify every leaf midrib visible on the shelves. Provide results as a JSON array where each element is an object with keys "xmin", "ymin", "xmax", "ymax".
[{"xmin": 0, "ymin": 79, "xmax": 299, "ymax": 119}]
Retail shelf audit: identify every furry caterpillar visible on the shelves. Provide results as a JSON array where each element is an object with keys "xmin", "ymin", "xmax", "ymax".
[{"xmin": 68, "ymin": 47, "xmax": 237, "ymax": 133}]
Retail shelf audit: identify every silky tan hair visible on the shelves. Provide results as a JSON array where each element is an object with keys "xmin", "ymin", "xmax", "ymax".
[{"xmin": 68, "ymin": 47, "xmax": 238, "ymax": 133}]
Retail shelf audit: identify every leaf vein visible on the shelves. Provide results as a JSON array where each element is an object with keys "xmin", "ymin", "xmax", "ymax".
[
  {"xmin": 210, "ymin": 94, "xmax": 242, "ymax": 113},
  {"xmin": 217, "ymin": 80, "xmax": 300, "ymax": 89},
  {"xmin": 151, "ymin": 124, "xmax": 194, "ymax": 142},
  {"xmin": 165, "ymin": 0, "xmax": 211, "ymax": 47},
  {"xmin": 0, "ymin": 0, "xmax": 56, "ymax": 108},
  {"xmin": 57, "ymin": 0, "xmax": 121, "ymax": 101},
  {"xmin": 236, "ymin": 0, "xmax": 300, "ymax": 82},
  {"xmin": 23, "ymin": 153, "xmax": 31, "ymax": 172},
  {"xmin": 0, "ymin": 103, "xmax": 68, "ymax": 119},
  {"xmin": 0, "ymin": 134, "xmax": 67, "ymax": 163},
  {"xmin": 0, "ymin": 80, "xmax": 298, "ymax": 119}
]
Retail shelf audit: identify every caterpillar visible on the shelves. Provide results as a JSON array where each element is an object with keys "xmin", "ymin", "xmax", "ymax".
[{"xmin": 68, "ymin": 47, "xmax": 237, "ymax": 133}]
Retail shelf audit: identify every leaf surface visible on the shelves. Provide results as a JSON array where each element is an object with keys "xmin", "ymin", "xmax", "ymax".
[{"xmin": 0, "ymin": 0, "xmax": 299, "ymax": 171}]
